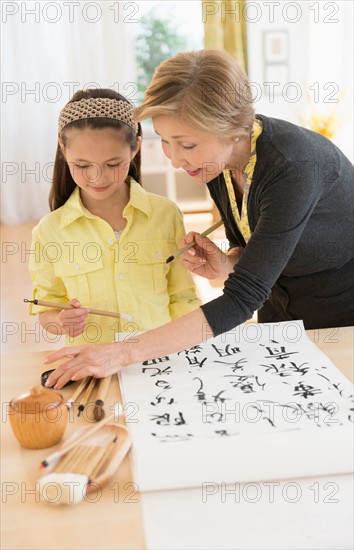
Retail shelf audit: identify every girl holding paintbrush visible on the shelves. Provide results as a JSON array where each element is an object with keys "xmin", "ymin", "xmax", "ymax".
[
  {"xmin": 45, "ymin": 50, "xmax": 353, "ymax": 389},
  {"xmin": 28, "ymin": 89, "xmax": 200, "ymax": 345}
]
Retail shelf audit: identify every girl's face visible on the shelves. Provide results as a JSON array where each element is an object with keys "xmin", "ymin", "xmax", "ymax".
[
  {"xmin": 153, "ymin": 115, "xmax": 243, "ymax": 184},
  {"xmin": 61, "ymin": 127, "xmax": 140, "ymax": 207}
]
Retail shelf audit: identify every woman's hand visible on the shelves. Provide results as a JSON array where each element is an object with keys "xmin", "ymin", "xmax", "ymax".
[
  {"xmin": 180, "ymin": 232, "xmax": 238, "ymax": 279},
  {"xmin": 43, "ymin": 342, "xmax": 128, "ymax": 390}
]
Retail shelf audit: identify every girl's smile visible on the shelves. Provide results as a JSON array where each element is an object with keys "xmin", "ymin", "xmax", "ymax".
[{"xmin": 90, "ymin": 185, "xmax": 111, "ymax": 192}]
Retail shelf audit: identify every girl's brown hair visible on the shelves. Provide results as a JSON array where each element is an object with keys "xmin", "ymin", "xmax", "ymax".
[
  {"xmin": 134, "ymin": 49, "xmax": 255, "ymax": 138},
  {"xmin": 50, "ymin": 89, "xmax": 142, "ymax": 211}
]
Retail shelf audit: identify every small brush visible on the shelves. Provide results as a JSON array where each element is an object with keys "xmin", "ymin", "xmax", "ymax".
[
  {"xmin": 165, "ymin": 219, "xmax": 223, "ymax": 263},
  {"xmin": 93, "ymin": 376, "xmax": 112, "ymax": 422}
]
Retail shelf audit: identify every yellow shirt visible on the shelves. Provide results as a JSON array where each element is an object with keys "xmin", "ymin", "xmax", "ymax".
[
  {"xmin": 29, "ymin": 181, "xmax": 200, "ymax": 344},
  {"xmin": 223, "ymin": 118, "xmax": 263, "ymax": 242}
]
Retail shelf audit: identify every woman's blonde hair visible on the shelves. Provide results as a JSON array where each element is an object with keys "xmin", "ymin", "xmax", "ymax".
[{"xmin": 134, "ymin": 49, "xmax": 255, "ymax": 138}]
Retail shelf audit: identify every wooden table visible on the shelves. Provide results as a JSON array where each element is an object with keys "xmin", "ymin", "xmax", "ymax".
[
  {"xmin": 1, "ymin": 327, "xmax": 353, "ymax": 550},
  {"xmin": 1, "ymin": 351, "xmax": 145, "ymax": 550}
]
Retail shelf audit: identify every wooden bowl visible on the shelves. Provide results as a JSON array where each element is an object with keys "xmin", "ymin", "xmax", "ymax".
[{"xmin": 9, "ymin": 386, "xmax": 68, "ymax": 449}]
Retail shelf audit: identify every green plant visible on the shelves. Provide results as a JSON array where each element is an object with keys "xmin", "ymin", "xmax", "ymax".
[{"xmin": 135, "ymin": 11, "xmax": 190, "ymax": 104}]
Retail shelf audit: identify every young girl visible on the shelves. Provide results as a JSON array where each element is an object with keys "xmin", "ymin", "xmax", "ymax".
[{"xmin": 28, "ymin": 89, "xmax": 200, "ymax": 345}]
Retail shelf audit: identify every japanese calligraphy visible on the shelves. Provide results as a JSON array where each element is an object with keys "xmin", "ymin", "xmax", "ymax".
[{"xmin": 121, "ymin": 321, "xmax": 353, "ymax": 446}]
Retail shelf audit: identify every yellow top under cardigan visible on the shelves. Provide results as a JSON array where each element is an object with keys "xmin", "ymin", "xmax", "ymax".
[{"xmin": 223, "ymin": 118, "xmax": 263, "ymax": 242}]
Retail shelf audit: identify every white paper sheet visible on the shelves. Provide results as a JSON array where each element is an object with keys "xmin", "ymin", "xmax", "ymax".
[
  {"xmin": 140, "ymin": 475, "xmax": 353, "ymax": 550},
  {"xmin": 120, "ymin": 321, "xmax": 353, "ymax": 492}
]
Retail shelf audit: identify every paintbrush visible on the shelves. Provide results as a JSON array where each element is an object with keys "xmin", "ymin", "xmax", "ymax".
[
  {"xmin": 93, "ymin": 376, "xmax": 112, "ymax": 422},
  {"xmin": 38, "ymin": 437, "xmax": 119, "ymax": 504},
  {"xmin": 24, "ymin": 299, "xmax": 132, "ymax": 320},
  {"xmin": 39, "ymin": 403, "xmax": 123, "ymax": 469},
  {"xmin": 88, "ymin": 436, "xmax": 118, "ymax": 481},
  {"xmin": 66, "ymin": 377, "xmax": 91, "ymax": 409},
  {"xmin": 165, "ymin": 219, "xmax": 223, "ymax": 263},
  {"xmin": 77, "ymin": 377, "xmax": 97, "ymax": 417}
]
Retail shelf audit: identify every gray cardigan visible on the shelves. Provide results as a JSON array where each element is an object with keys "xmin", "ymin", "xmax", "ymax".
[{"xmin": 201, "ymin": 115, "xmax": 354, "ymax": 334}]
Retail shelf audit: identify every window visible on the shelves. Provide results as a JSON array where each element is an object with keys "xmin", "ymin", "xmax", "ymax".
[{"xmin": 133, "ymin": 1, "xmax": 204, "ymax": 105}]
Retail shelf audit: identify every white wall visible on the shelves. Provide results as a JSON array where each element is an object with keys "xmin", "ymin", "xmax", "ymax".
[
  {"xmin": 246, "ymin": 0, "xmax": 353, "ymax": 160},
  {"xmin": 1, "ymin": 0, "xmax": 137, "ymax": 224}
]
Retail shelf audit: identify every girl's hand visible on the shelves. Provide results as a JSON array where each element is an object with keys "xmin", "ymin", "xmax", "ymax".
[
  {"xmin": 180, "ymin": 232, "xmax": 236, "ymax": 279},
  {"xmin": 43, "ymin": 342, "xmax": 127, "ymax": 390},
  {"xmin": 58, "ymin": 298, "xmax": 90, "ymax": 338}
]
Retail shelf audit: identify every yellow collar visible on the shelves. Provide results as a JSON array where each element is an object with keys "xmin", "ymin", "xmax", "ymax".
[{"xmin": 59, "ymin": 179, "xmax": 151, "ymax": 228}]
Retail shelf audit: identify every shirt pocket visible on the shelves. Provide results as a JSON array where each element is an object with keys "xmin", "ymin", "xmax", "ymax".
[
  {"xmin": 54, "ymin": 258, "xmax": 107, "ymax": 307},
  {"xmin": 132, "ymin": 239, "xmax": 174, "ymax": 295}
]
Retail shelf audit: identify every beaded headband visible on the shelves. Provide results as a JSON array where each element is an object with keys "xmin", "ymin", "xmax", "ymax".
[{"xmin": 58, "ymin": 98, "xmax": 138, "ymax": 134}]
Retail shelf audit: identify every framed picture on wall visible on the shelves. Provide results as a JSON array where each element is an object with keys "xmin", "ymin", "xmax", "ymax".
[{"xmin": 263, "ymin": 30, "xmax": 289, "ymax": 63}]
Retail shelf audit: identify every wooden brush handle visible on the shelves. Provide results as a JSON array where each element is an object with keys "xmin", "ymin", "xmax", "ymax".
[
  {"xmin": 55, "ymin": 445, "xmax": 106, "ymax": 476},
  {"xmin": 79, "ymin": 377, "xmax": 97, "ymax": 408},
  {"xmin": 90, "ymin": 437, "xmax": 117, "ymax": 480},
  {"xmin": 55, "ymin": 445, "xmax": 86, "ymax": 473},
  {"xmin": 25, "ymin": 299, "xmax": 127, "ymax": 320},
  {"xmin": 82, "ymin": 447, "xmax": 107, "ymax": 477},
  {"xmin": 95, "ymin": 376, "xmax": 112, "ymax": 406},
  {"xmin": 41, "ymin": 406, "xmax": 122, "ymax": 466},
  {"xmin": 66, "ymin": 377, "xmax": 91, "ymax": 407}
]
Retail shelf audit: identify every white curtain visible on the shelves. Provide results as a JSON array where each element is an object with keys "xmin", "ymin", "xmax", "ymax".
[{"xmin": 1, "ymin": 0, "xmax": 137, "ymax": 224}]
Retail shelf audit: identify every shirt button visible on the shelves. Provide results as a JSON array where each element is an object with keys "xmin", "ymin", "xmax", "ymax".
[
  {"xmin": 108, "ymin": 238, "xmax": 114, "ymax": 245},
  {"xmin": 75, "ymin": 264, "xmax": 80, "ymax": 270},
  {"xmin": 118, "ymin": 274, "xmax": 125, "ymax": 280},
  {"xmin": 154, "ymin": 252, "xmax": 160, "ymax": 258}
]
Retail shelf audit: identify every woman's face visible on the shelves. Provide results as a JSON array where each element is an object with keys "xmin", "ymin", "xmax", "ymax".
[{"xmin": 153, "ymin": 115, "xmax": 241, "ymax": 184}]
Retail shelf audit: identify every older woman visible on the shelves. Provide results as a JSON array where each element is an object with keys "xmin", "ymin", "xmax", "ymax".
[{"xmin": 45, "ymin": 49, "xmax": 354, "ymax": 388}]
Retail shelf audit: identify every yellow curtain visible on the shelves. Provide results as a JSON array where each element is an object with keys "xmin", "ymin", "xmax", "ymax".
[{"xmin": 203, "ymin": 0, "xmax": 248, "ymax": 74}]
